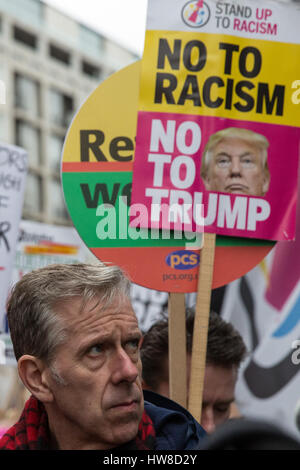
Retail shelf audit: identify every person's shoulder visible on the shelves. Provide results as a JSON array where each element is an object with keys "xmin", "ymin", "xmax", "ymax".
[
  {"xmin": 143, "ymin": 389, "xmax": 192, "ymax": 414},
  {"xmin": 0, "ymin": 426, "xmax": 16, "ymax": 450},
  {"xmin": 143, "ymin": 390, "xmax": 206, "ymax": 450}
]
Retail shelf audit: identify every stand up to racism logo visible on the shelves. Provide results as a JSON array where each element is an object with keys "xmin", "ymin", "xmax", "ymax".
[{"xmin": 181, "ymin": 0, "xmax": 211, "ymax": 28}]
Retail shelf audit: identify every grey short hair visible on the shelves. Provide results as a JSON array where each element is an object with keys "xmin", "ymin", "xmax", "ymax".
[
  {"xmin": 200, "ymin": 127, "xmax": 270, "ymax": 181},
  {"xmin": 7, "ymin": 263, "xmax": 131, "ymax": 364}
]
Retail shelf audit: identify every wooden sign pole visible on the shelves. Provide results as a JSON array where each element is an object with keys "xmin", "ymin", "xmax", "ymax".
[
  {"xmin": 168, "ymin": 292, "xmax": 187, "ymax": 408},
  {"xmin": 188, "ymin": 232, "xmax": 216, "ymax": 422}
]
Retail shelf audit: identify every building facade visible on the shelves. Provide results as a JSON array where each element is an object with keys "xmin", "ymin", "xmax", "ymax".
[{"xmin": 0, "ymin": 0, "xmax": 138, "ymax": 225}]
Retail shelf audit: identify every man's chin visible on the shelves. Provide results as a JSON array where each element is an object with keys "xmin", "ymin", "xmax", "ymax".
[
  {"xmin": 109, "ymin": 419, "xmax": 141, "ymax": 447},
  {"xmin": 226, "ymin": 186, "xmax": 248, "ymax": 194},
  {"xmin": 107, "ymin": 403, "xmax": 143, "ymax": 438},
  {"xmin": 228, "ymin": 189, "xmax": 247, "ymax": 194}
]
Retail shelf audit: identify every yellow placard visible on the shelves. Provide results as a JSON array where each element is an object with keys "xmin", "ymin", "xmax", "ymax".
[{"xmin": 139, "ymin": 31, "xmax": 300, "ymax": 126}]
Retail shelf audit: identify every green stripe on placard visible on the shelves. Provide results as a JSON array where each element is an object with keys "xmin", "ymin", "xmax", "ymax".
[
  {"xmin": 62, "ymin": 171, "xmax": 193, "ymax": 248},
  {"xmin": 216, "ymin": 236, "xmax": 275, "ymax": 247},
  {"xmin": 62, "ymin": 171, "xmax": 273, "ymax": 249}
]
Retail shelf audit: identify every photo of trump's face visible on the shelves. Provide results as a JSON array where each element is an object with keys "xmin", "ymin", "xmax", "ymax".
[{"xmin": 201, "ymin": 128, "xmax": 270, "ymax": 197}]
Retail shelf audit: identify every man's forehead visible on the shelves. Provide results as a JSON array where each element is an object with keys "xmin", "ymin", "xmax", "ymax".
[
  {"xmin": 214, "ymin": 137, "xmax": 261, "ymax": 153},
  {"xmin": 56, "ymin": 295, "xmax": 137, "ymax": 323}
]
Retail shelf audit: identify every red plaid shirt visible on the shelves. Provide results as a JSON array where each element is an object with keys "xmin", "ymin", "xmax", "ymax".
[{"xmin": 0, "ymin": 395, "xmax": 155, "ymax": 450}]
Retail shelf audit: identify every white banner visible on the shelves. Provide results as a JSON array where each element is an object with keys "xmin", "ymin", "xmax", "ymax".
[
  {"xmin": 146, "ymin": 0, "xmax": 300, "ymax": 43},
  {"xmin": 0, "ymin": 219, "xmax": 97, "ymax": 362},
  {"xmin": 0, "ymin": 144, "xmax": 27, "ymax": 331},
  {"xmin": 221, "ymin": 165, "xmax": 300, "ymax": 440},
  {"xmin": 10, "ymin": 219, "xmax": 95, "ymax": 288},
  {"xmin": 222, "ymin": 260, "xmax": 300, "ymax": 440}
]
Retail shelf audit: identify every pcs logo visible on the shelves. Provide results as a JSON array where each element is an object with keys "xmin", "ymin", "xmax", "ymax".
[
  {"xmin": 166, "ymin": 250, "xmax": 200, "ymax": 270},
  {"xmin": 181, "ymin": 0, "xmax": 210, "ymax": 28}
]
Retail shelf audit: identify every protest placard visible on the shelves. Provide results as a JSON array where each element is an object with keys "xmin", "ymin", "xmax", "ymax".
[
  {"xmin": 130, "ymin": 0, "xmax": 300, "ymax": 420},
  {"xmin": 61, "ymin": 61, "xmax": 273, "ymax": 294},
  {"xmin": 131, "ymin": 0, "xmax": 300, "ymax": 242},
  {"xmin": 61, "ymin": 61, "xmax": 205, "ymax": 296},
  {"xmin": 0, "ymin": 144, "xmax": 27, "ymax": 331}
]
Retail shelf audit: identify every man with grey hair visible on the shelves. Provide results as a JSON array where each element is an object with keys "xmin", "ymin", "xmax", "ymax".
[
  {"xmin": 200, "ymin": 127, "xmax": 270, "ymax": 197},
  {"xmin": 0, "ymin": 263, "xmax": 205, "ymax": 450}
]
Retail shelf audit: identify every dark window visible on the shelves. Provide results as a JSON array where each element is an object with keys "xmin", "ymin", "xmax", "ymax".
[
  {"xmin": 49, "ymin": 43, "xmax": 71, "ymax": 65},
  {"xmin": 48, "ymin": 88, "xmax": 74, "ymax": 128},
  {"xmin": 82, "ymin": 60, "xmax": 101, "ymax": 78},
  {"xmin": 13, "ymin": 26, "xmax": 37, "ymax": 49},
  {"xmin": 15, "ymin": 118, "xmax": 41, "ymax": 166},
  {"xmin": 14, "ymin": 73, "xmax": 40, "ymax": 117}
]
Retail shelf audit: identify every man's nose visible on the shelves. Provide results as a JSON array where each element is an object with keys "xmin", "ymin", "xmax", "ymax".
[
  {"xmin": 110, "ymin": 348, "xmax": 139, "ymax": 384},
  {"xmin": 230, "ymin": 157, "xmax": 242, "ymax": 175},
  {"xmin": 201, "ymin": 407, "xmax": 216, "ymax": 434}
]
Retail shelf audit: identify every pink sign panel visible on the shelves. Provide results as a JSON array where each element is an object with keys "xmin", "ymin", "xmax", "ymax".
[{"xmin": 131, "ymin": 112, "xmax": 299, "ymax": 241}]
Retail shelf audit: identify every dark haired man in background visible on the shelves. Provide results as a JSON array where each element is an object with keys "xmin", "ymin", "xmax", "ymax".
[{"xmin": 141, "ymin": 310, "xmax": 247, "ymax": 433}]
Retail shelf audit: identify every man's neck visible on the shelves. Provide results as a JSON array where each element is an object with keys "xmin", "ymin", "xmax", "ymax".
[{"xmin": 46, "ymin": 406, "xmax": 111, "ymax": 450}]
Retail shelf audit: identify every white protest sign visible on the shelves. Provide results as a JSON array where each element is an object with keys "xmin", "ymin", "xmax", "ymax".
[{"xmin": 0, "ymin": 144, "xmax": 27, "ymax": 330}]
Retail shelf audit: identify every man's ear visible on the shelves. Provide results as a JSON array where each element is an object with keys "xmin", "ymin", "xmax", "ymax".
[
  {"xmin": 141, "ymin": 379, "xmax": 150, "ymax": 390},
  {"xmin": 18, "ymin": 355, "xmax": 54, "ymax": 403},
  {"xmin": 202, "ymin": 174, "xmax": 211, "ymax": 191},
  {"xmin": 262, "ymin": 172, "xmax": 270, "ymax": 195}
]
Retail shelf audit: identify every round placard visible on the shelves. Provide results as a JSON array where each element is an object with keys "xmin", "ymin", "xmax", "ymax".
[{"xmin": 61, "ymin": 61, "xmax": 274, "ymax": 292}]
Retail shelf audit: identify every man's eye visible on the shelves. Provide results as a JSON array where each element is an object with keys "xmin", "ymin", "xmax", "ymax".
[
  {"xmin": 241, "ymin": 157, "xmax": 255, "ymax": 167},
  {"xmin": 126, "ymin": 339, "xmax": 140, "ymax": 351},
  {"xmin": 216, "ymin": 157, "xmax": 230, "ymax": 167},
  {"xmin": 215, "ymin": 405, "xmax": 230, "ymax": 414},
  {"xmin": 88, "ymin": 344, "xmax": 103, "ymax": 356}
]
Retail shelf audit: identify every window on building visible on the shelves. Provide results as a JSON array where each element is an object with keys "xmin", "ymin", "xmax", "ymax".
[
  {"xmin": 79, "ymin": 25, "xmax": 103, "ymax": 58},
  {"xmin": 9, "ymin": 0, "xmax": 44, "ymax": 30},
  {"xmin": 49, "ymin": 43, "xmax": 71, "ymax": 66},
  {"xmin": 23, "ymin": 172, "xmax": 43, "ymax": 215},
  {"xmin": 48, "ymin": 88, "xmax": 73, "ymax": 128},
  {"xmin": 0, "ymin": 114, "xmax": 7, "ymax": 142},
  {"xmin": 48, "ymin": 178, "xmax": 69, "ymax": 221},
  {"xmin": 15, "ymin": 119, "xmax": 41, "ymax": 167},
  {"xmin": 13, "ymin": 25, "xmax": 37, "ymax": 49},
  {"xmin": 48, "ymin": 134, "xmax": 64, "ymax": 172},
  {"xmin": 15, "ymin": 73, "xmax": 40, "ymax": 117},
  {"xmin": 82, "ymin": 60, "xmax": 101, "ymax": 79}
]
